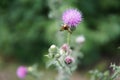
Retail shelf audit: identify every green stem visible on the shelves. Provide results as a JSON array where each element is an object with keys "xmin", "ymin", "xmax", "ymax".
[
  {"xmin": 67, "ymin": 32, "xmax": 71, "ymax": 45},
  {"xmin": 57, "ymin": 59, "xmax": 64, "ymax": 68},
  {"xmin": 111, "ymin": 71, "xmax": 120, "ymax": 80}
]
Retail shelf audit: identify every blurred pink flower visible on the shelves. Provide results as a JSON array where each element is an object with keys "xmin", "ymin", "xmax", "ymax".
[
  {"xmin": 16, "ymin": 66, "xmax": 27, "ymax": 79},
  {"xmin": 76, "ymin": 35, "xmax": 85, "ymax": 44},
  {"xmin": 62, "ymin": 9, "xmax": 82, "ymax": 27}
]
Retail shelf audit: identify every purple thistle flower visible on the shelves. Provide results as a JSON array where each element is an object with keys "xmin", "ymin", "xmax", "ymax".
[
  {"xmin": 62, "ymin": 8, "xmax": 82, "ymax": 27},
  {"xmin": 16, "ymin": 66, "xmax": 28, "ymax": 79}
]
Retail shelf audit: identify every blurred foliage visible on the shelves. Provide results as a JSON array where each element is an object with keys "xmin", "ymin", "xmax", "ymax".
[
  {"xmin": 89, "ymin": 64, "xmax": 120, "ymax": 80},
  {"xmin": 0, "ymin": 0, "xmax": 50, "ymax": 64},
  {"xmin": 0, "ymin": 0, "xmax": 120, "ymax": 66}
]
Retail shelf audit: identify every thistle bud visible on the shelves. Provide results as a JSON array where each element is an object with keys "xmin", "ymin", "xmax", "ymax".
[
  {"xmin": 61, "ymin": 44, "xmax": 69, "ymax": 52},
  {"xmin": 49, "ymin": 45, "xmax": 58, "ymax": 55},
  {"xmin": 48, "ymin": 45, "xmax": 59, "ymax": 58},
  {"xmin": 64, "ymin": 56, "xmax": 74, "ymax": 65}
]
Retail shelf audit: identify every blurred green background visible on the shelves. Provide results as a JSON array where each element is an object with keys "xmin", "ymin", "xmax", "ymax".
[{"xmin": 0, "ymin": 0, "xmax": 120, "ymax": 77}]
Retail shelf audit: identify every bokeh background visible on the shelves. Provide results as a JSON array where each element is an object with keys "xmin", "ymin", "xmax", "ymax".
[{"xmin": 0, "ymin": 0, "xmax": 120, "ymax": 80}]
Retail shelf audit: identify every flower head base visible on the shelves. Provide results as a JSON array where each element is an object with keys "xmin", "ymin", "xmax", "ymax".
[
  {"xmin": 62, "ymin": 9, "xmax": 82, "ymax": 27},
  {"xmin": 16, "ymin": 66, "xmax": 28, "ymax": 79}
]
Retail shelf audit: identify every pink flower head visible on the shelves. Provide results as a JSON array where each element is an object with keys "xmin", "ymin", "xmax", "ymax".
[
  {"xmin": 61, "ymin": 43, "xmax": 69, "ymax": 52},
  {"xmin": 61, "ymin": 43, "xmax": 72, "ymax": 55},
  {"xmin": 64, "ymin": 56, "xmax": 74, "ymax": 65},
  {"xmin": 62, "ymin": 8, "xmax": 82, "ymax": 27},
  {"xmin": 16, "ymin": 66, "xmax": 28, "ymax": 79}
]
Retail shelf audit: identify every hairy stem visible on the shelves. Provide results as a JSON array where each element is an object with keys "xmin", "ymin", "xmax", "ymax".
[
  {"xmin": 67, "ymin": 32, "xmax": 71, "ymax": 45},
  {"xmin": 57, "ymin": 59, "xmax": 64, "ymax": 68}
]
